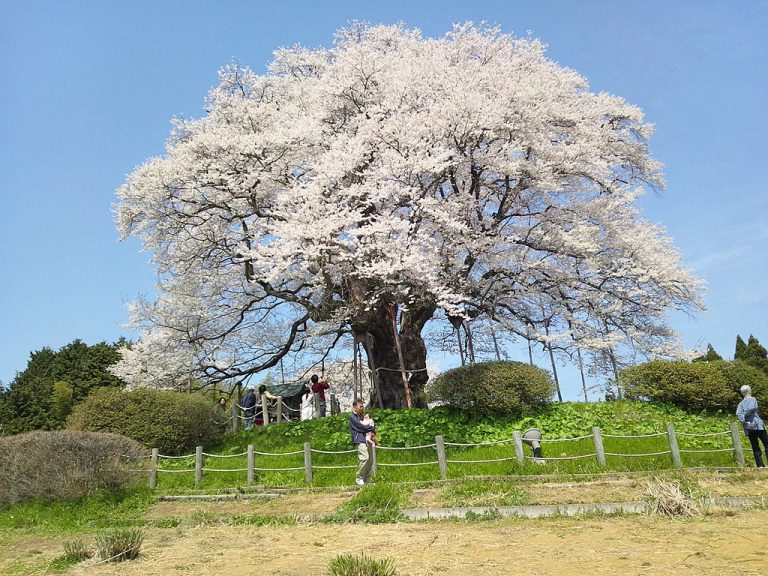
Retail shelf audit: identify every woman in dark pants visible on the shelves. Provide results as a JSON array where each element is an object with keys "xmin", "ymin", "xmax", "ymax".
[{"xmin": 736, "ymin": 385, "xmax": 768, "ymax": 468}]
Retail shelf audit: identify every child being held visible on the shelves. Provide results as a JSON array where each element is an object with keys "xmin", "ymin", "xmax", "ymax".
[{"xmin": 361, "ymin": 413, "xmax": 378, "ymax": 446}]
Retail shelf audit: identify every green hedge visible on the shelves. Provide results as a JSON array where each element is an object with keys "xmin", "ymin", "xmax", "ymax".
[
  {"xmin": 426, "ymin": 361, "xmax": 554, "ymax": 416},
  {"xmin": 67, "ymin": 388, "xmax": 222, "ymax": 454},
  {"xmin": 620, "ymin": 360, "xmax": 768, "ymax": 413}
]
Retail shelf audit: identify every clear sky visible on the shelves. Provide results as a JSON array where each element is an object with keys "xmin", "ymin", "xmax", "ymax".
[{"xmin": 1, "ymin": 1, "xmax": 766, "ymax": 398}]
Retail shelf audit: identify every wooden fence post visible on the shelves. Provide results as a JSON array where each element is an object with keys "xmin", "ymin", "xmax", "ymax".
[
  {"xmin": 247, "ymin": 444, "xmax": 255, "ymax": 486},
  {"xmin": 592, "ymin": 426, "xmax": 606, "ymax": 466},
  {"xmin": 195, "ymin": 445, "xmax": 203, "ymax": 486},
  {"xmin": 329, "ymin": 393, "xmax": 337, "ymax": 415},
  {"xmin": 304, "ymin": 442, "xmax": 313, "ymax": 484},
  {"xmin": 276, "ymin": 397, "xmax": 283, "ymax": 424},
  {"xmin": 666, "ymin": 424, "xmax": 682, "ymax": 468},
  {"xmin": 435, "ymin": 435, "xmax": 448, "ymax": 479},
  {"xmin": 730, "ymin": 421, "xmax": 745, "ymax": 466},
  {"xmin": 261, "ymin": 395, "xmax": 270, "ymax": 426},
  {"xmin": 149, "ymin": 448, "xmax": 158, "ymax": 489},
  {"xmin": 231, "ymin": 403, "xmax": 239, "ymax": 433},
  {"xmin": 513, "ymin": 431, "xmax": 524, "ymax": 465}
]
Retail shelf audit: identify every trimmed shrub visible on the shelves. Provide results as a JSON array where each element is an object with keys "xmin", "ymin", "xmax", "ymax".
[
  {"xmin": 620, "ymin": 360, "xmax": 768, "ymax": 413},
  {"xmin": 0, "ymin": 430, "xmax": 146, "ymax": 506},
  {"xmin": 67, "ymin": 388, "xmax": 222, "ymax": 454},
  {"xmin": 426, "ymin": 360, "xmax": 555, "ymax": 416}
]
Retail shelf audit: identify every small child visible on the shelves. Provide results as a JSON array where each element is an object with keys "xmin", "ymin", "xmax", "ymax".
[{"xmin": 361, "ymin": 413, "xmax": 378, "ymax": 446}]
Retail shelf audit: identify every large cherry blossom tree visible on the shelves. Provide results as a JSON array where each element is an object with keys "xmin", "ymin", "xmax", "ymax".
[{"xmin": 114, "ymin": 23, "xmax": 704, "ymax": 407}]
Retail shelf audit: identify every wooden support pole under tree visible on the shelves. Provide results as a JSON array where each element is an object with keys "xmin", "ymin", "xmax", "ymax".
[
  {"xmin": 386, "ymin": 302, "xmax": 413, "ymax": 408},
  {"xmin": 195, "ymin": 445, "xmax": 203, "ymax": 486},
  {"xmin": 592, "ymin": 426, "xmax": 606, "ymax": 466},
  {"xmin": 247, "ymin": 444, "xmax": 255, "ymax": 486},
  {"xmin": 513, "ymin": 431, "xmax": 525, "ymax": 465},
  {"xmin": 463, "ymin": 319, "xmax": 476, "ymax": 365},
  {"xmin": 435, "ymin": 435, "xmax": 448, "ymax": 479},
  {"xmin": 667, "ymin": 424, "xmax": 682, "ymax": 468},
  {"xmin": 261, "ymin": 394, "xmax": 270, "ymax": 426},
  {"xmin": 276, "ymin": 397, "xmax": 283, "ymax": 424},
  {"xmin": 364, "ymin": 334, "xmax": 385, "ymax": 409},
  {"xmin": 303, "ymin": 442, "xmax": 313, "ymax": 484},
  {"xmin": 231, "ymin": 402, "xmax": 239, "ymax": 434},
  {"xmin": 730, "ymin": 421, "xmax": 745, "ymax": 466},
  {"xmin": 149, "ymin": 448, "xmax": 158, "ymax": 489}
]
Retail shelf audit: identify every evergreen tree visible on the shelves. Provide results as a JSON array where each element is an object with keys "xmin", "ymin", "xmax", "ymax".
[
  {"xmin": 0, "ymin": 340, "xmax": 127, "ymax": 434},
  {"xmin": 693, "ymin": 343, "xmax": 723, "ymax": 362},
  {"xmin": 743, "ymin": 335, "xmax": 768, "ymax": 375},
  {"xmin": 735, "ymin": 335, "xmax": 748, "ymax": 360}
]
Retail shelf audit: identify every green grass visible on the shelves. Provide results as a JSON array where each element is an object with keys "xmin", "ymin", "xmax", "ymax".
[
  {"xmin": 148, "ymin": 401, "xmax": 748, "ymax": 491},
  {"xmin": 439, "ymin": 479, "xmax": 530, "ymax": 507},
  {"xmin": 327, "ymin": 483, "xmax": 410, "ymax": 523},
  {"xmin": 0, "ymin": 485, "xmax": 153, "ymax": 535}
]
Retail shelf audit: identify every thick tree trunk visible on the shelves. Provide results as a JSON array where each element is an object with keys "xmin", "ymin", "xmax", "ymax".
[{"xmin": 355, "ymin": 300, "xmax": 435, "ymax": 409}]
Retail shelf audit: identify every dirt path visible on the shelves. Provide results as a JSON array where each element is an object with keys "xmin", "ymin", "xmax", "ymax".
[{"xmin": 64, "ymin": 510, "xmax": 767, "ymax": 576}]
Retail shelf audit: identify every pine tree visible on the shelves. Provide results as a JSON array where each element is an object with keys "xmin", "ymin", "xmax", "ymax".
[
  {"xmin": 735, "ymin": 335, "xmax": 748, "ymax": 360},
  {"xmin": 693, "ymin": 343, "xmax": 723, "ymax": 362}
]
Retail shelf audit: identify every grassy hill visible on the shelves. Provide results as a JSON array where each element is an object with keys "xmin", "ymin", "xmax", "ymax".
[{"xmin": 153, "ymin": 401, "xmax": 746, "ymax": 490}]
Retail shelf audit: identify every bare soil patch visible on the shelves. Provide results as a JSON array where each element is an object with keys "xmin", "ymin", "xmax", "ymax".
[{"xmin": 66, "ymin": 510, "xmax": 767, "ymax": 576}]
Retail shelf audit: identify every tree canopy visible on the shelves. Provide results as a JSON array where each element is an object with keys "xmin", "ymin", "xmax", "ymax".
[
  {"xmin": 113, "ymin": 23, "xmax": 703, "ymax": 407},
  {"xmin": 0, "ymin": 340, "xmax": 125, "ymax": 434}
]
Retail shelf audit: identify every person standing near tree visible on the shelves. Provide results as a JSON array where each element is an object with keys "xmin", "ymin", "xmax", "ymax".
[
  {"xmin": 736, "ymin": 385, "xmax": 768, "ymax": 468},
  {"xmin": 242, "ymin": 387, "xmax": 257, "ymax": 430},
  {"xmin": 349, "ymin": 399, "xmax": 375, "ymax": 485},
  {"xmin": 310, "ymin": 374, "xmax": 330, "ymax": 417},
  {"xmin": 300, "ymin": 384, "xmax": 314, "ymax": 421}
]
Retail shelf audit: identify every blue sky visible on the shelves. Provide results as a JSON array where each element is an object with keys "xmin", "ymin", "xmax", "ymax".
[{"xmin": 1, "ymin": 1, "xmax": 766, "ymax": 398}]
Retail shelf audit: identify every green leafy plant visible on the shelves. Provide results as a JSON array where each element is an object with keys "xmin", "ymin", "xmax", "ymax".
[
  {"xmin": 328, "ymin": 553, "xmax": 397, "ymax": 576},
  {"xmin": 96, "ymin": 527, "xmax": 144, "ymax": 562},
  {"xmin": 426, "ymin": 361, "xmax": 555, "ymax": 416},
  {"xmin": 67, "ymin": 387, "xmax": 223, "ymax": 454},
  {"xmin": 620, "ymin": 360, "xmax": 768, "ymax": 412}
]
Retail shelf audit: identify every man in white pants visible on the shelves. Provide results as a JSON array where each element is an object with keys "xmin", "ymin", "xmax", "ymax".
[{"xmin": 349, "ymin": 399, "xmax": 375, "ymax": 485}]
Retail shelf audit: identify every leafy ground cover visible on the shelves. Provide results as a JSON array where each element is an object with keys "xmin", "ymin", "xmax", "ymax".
[{"xmin": 150, "ymin": 401, "xmax": 748, "ymax": 490}]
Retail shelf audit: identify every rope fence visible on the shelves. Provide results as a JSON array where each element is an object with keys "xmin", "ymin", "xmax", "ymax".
[{"xmin": 145, "ymin": 421, "xmax": 748, "ymax": 489}]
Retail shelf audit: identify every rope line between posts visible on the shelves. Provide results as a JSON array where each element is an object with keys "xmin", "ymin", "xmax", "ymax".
[
  {"xmin": 525, "ymin": 453, "xmax": 596, "ymax": 461},
  {"xmin": 601, "ymin": 432, "xmax": 667, "ymax": 438},
  {"xmin": 679, "ymin": 448, "xmax": 733, "ymax": 454},
  {"xmin": 202, "ymin": 452, "xmax": 248, "ymax": 458},
  {"xmin": 312, "ymin": 464, "xmax": 358, "ymax": 469},
  {"xmin": 311, "ymin": 448, "xmax": 357, "ymax": 454},
  {"xmin": 253, "ymin": 449, "xmax": 304, "ymax": 456},
  {"xmin": 155, "ymin": 468, "xmax": 194, "ymax": 473},
  {"xmin": 377, "ymin": 461, "xmax": 439, "ymax": 467},
  {"xmin": 676, "ymin": 431, "xmax": 730, "ymax": 437},
  {"xmin": 377, "ymin": 443, "xmax": 437, "ymax": 450},
  {"xmin": 604, "ymin": 450, "xmax": 671, "ymax": 457},
  {"xmin": 446, "ymin": 456, "xmax": 519, "ymax": 464},
  {"xmin": 202, "ymin": 467, "xmax": 249, "ymax": 473},
  {"xmin": 252, "ymin": 466, "xmax": 305, "ymax": 472},
  {"xmin": 539, "ymin": 434, "xmax": 594, "ymax": 442},
  {"xmin": 444, "ymin": 438, "xmax": 515, "ymax": 447},
  {"xmin": 157, "ymin": 454, "xmax": 194, "ymax": 459}
]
